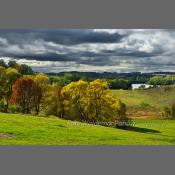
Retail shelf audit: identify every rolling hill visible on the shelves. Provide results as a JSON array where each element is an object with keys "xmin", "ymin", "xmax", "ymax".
[
  {"xmin": 0, "ymin": 112, "xmax": 175, "ymax": 145},
  {"xmin": 111, "ymin": 86, "xmax": 175, "ymax": 118}
]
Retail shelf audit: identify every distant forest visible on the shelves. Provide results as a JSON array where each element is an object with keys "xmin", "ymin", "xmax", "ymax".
[
  {"xmin": 47, "ymin": 71, "xmax": 175, "ymax": 89},
  {"xmin": 1, "ymin": 59, "xmax": 175, "ymax": 90}
]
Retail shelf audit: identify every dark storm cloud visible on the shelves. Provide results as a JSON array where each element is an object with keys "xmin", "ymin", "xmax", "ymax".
[
  {"xmin": 102, "ymin": 49, "xmax": 163, "ymax": 58},
  {"xmin": 0, "ymin": 29, "xmax": 124, "ymax": 45},
  {"xmin": 0, "ymin": 29, "xmax": 175, "ymax": 72},
  {"xmin": 3, "ymin": 53, "xmax": 73, "ymax": 62},
  {"xmin": 0, "ymin": 29, "xmax": 127, "ymax": 65}
]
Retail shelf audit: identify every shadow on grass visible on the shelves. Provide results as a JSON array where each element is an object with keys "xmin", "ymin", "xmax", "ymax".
[{"xmin": 121, "ymin": 126, "xmax": 161, "ymax": 134}]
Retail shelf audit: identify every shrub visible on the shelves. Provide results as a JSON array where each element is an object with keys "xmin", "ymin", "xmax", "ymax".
[
  {"xmin": 163, "ymin": 103, "xmax": 175, "ymax": 119},
  {"xmin": 115, "ymin": 103, "xmax": 131, "ymax": 128}
]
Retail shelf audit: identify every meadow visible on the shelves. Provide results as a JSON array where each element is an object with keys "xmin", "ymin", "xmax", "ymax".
[
  {"xmin": 0, "ymin": 112, "xmax": 175, "ymax": 145},
  {"xmin": 111, "ymin": 86, "xmax": 175, "ymax": 119}
]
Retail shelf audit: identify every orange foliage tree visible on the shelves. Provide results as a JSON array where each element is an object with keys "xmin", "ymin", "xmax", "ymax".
[{"xmin": 10, "ymin": 77, "xmax": 41, "ymax": 114}]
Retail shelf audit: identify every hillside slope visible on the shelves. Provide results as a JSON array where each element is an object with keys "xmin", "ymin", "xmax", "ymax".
[
  {"xmin": 111, "ymin": 87, "xmax": 175, "ymax": 118},
  {"xmin": 0, "ymin": 112, "xmax": 175, "ymax": 145}
]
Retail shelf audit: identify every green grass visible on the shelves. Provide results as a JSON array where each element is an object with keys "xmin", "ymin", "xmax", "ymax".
[{"xmin": 0, "ymin": 112, "xmax": 175, "ymax": 145}]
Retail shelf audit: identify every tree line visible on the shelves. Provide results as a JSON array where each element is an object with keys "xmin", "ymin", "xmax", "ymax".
[
  {"xmin": 0, "ymin": 60, "xmax": 129, "ymax": 127},
  {"xmin": 49, "ymin": 72, "xmax": 175, "ymax": 89},
  {"xmin": 0, "ymin": 59, "xmax": 33, "ymax": 75},
  {"xmin": 48, "ymin": 73, "xmax": 151, "ymax": 90},
  {"xmin": 148, "ymin": 75, "xmax": 175, "ymax": 86}
]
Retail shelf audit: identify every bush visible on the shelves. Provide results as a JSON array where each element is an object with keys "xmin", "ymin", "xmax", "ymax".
[
  {"xmin": 116, "ymin": 116, "xmax": 132, "ymax": 128},
  {"xmin": 115, "ymin": 103, "xmax": 131, "ymax": 128},
  {"xmin": 163, "ymin": 103, "xmax": 175, "ymax": 119}
]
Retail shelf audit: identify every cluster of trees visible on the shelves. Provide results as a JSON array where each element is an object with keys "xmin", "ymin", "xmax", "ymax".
[
  {"xmin": 47, "ymin": 71, "xmax": 175, "ymax": 90},
  {"xmin": 109, "ymin": 79, "xmax": 131, "ymax": 90},
  {"xmin": 57, "ymin": 79, "xmax": 127, "ymax": 124},
  {"xmin": 0, "ymin": 61, "xmax": 128, "ymax": 126},
  {"xmin": 48, "ymin": 72, "xmax": 154, "ymax": 90},
  {"xmin": 148, "ymin": 75, "xmax": 175, "ymax": 86},
  {"xmin": 0, "ymin": 59, "xmax": 33, "ymax": 75},
  {"xmin": 49, "ymin": 73, "xmax": 87, "ymax": 86},
  {"xmin": 48, "ymin": 74, "xmax": 136, "ymax": 90},
  {"xmin": 10, "ymin": 74, "xmax": 50, "ymax": 115},
  {"xmin": 0, "ymin": 60, "xmax": 33, "ymax": 112},
  {"xmin": 48, "ymin": 71, "xmax": 152, "ymax": 82},
  {"xmin": 0, "ymin": 66, "xmax": 21, "ymax": 112}
]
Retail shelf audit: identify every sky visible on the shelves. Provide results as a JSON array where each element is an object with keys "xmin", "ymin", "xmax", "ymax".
[{"xmin": 0, "ymin": 29, "xmax": 175, "ymax": 73}]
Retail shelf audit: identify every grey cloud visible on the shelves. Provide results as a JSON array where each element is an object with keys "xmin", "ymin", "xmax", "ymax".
[
  {"xmin": 0, "ymin": 29, "xmax": 124, "ymax": 46},
  {"xmin": 0, "ymin": 29, "xmax": 175, "ymax": 72}
]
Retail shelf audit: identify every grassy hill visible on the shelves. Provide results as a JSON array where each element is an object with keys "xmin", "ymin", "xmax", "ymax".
[
  {"xmin": 111, "ymin": 86, "xmax": 175, "ymax": 118},
  {"xmin": 0, "ymin": 112, "xmax": 175, "ymax": 145}
]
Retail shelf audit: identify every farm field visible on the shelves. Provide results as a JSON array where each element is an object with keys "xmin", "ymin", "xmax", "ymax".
[
  {"xmin": 111, "ymin": 87, "xmax": 175, "ymax": 119},
  {"xmin": 0, "ymin": 112, "xmax": 175, "ymax": 145}
]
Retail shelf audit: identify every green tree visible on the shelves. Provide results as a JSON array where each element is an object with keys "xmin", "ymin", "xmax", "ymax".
[
  {"xmin": 8, "ymin": 60, "xmax": 18, "ymax": 68},
  {"xmin": 18, "ymin": 64, "xmax": 33, "ymax": 75},
  {"xmin": 0, "ymin": 59, "xmax": 7, "ymax": 68}
]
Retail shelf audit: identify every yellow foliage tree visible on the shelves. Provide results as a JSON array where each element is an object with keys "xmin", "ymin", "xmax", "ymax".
[
  {"xmin": 46, "ymin": 84, "xmax": 65, "ymax": 118},
  {"xmin": 4, "ymin": 68, "xmax": 21, "ymax": 111},
  {"xmin": 88, "ymin": 79, "xmax": 109, "ymax": 120},
  {"xmin": 32, "ymin": 73, "xmax": 50, "ymax": 115},
  {"xmin": 61, "ymin": 80, "xmax": 89, "ymax": 120},
  {"xmin": 61, "ymin": 79, "xmax": 127, "ymax": 124}
]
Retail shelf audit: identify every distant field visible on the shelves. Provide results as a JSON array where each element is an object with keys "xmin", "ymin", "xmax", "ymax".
[
  {"xmin": 0, "ymin": 112, "xmax": 175, "ymax": 145},
  {"xmin": 111, "ymin": 87, "xmax": 175, "ymax": 118}
]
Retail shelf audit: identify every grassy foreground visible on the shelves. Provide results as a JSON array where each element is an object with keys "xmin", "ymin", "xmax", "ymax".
[{"xmin": 0, "ymin": 112, "xmax": 175, "ymax": 145}]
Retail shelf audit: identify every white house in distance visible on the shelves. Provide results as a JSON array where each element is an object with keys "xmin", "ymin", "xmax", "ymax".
[{"xmin": 131, "ymin": 84, "xmax": 154, "ymax": 90}]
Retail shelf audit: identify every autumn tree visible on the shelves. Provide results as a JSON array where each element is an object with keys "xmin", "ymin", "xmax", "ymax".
[
  {"xmin": 9, "ymin": 74, "xmax": 128, "ymax": 127},
  {"xmin": 61, "ymin": 80, "xmax": 89, "ymax": 120},
  {"xmin": 61, "ymin": 79, "xmax": 128, "ymax": 124},
  {"xmin": 31, "ymin": 84, "xmax": 43, "ymax": 115},
  {"xmin": 88, "ymin": 79, "xmax": 109, "ymax": 121},
  {"xmin": 3, "ymin": 68, "xmax": 21, "ymax": 112},
  {"xmin": 0, "ymin": 66, "xmax": 21, "ymax": 112},
  {"xmin": 33, "ymin": 74, "xmax": 50, "ymax": 115},
  {"xmin": 100, "ymin": 92, "xmax": 128, "ymax": 127},
  {"xmin": 46, "ymin": 85, "xmax": 65, "ymax": 118},
  {"xmin": 88, "ymin": 79, "xmax": 128, "ymax": 125},
  {"xmin": 34, "ymin": 74, "xmax": 49, "ymax": 91},
  {"xmin": 10, "ymin": 77, "xmax": 37, "ymax": 114},
  {"xmin": 0, "ymin": 66, "xmax": 6, "ymax": 101}
]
